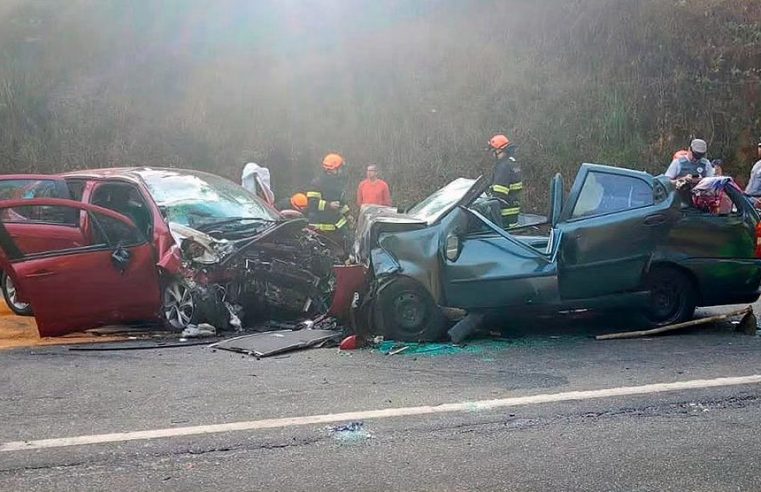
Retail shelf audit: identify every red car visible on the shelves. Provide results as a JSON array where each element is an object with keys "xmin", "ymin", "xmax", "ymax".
[{"xmin": 0, "ymin": 168, "xmax": 361, "ymax": 337}]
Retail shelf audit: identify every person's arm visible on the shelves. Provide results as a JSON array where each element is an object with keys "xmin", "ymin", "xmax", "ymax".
[
  {"xmin": 382, "ymin": 181, "xmax": 392, "ymax": 206},
  {"xmin": 664, "ymin": 160, "xmax": 680, "ymax": 179},
  {"xmin": 356, "ymin": 181, "xmax": 364, "ymax": 207},
  {"xmin": 306, "ymin": 180, "xmax": 328, "ymax": 216},
  {"xmin": 747, "ymin": 163, "xmax": 759, "ymax": 193}
]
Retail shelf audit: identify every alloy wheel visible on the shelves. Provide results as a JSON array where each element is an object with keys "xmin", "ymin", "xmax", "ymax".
[
  {"xmin": 4, "ymin": 275, "xmax": 31, "ymax": 314},
  {"xmin": 162, "ymin": 280, "xmax": 195, "ymax": 330}
]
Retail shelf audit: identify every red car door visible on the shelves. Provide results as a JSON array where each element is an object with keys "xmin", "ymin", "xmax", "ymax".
[{"xmin": 0, "ymin": 199, "xmax": 162, "ymax": 336}]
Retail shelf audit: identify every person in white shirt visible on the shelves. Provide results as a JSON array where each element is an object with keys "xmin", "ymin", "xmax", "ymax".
[
  {"xmin": 745, "ymin": 142, "xmax": 761, "ymax": 196},
  {"xmin": 664, "ymin": 138, "xmax": 714, "ymax": 182}
]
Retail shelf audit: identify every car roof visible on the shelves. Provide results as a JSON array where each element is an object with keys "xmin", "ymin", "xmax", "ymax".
[{"xmin": 60, "ymin": 167, "xmax": 229, "ymax": 184}]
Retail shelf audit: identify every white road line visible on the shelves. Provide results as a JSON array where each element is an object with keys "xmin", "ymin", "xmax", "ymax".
[{"xmin": 3, "ymin": 374, "xmax": 760, "ymax": 452}]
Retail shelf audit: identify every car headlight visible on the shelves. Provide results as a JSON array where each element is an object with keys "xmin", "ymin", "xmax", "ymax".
[{"xmin": 181, "ymin": 238, "xmax": 220, "ymax": 265}]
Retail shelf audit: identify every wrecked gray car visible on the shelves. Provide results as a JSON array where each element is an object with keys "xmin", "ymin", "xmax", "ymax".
[{"xmin": 351, "ymin": 164, "xmax": 761, "ymax": 342}]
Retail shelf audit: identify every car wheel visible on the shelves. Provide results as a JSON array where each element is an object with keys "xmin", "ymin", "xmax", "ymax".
[
  {"xmin": 642, "ymin": 267, "xmax": 696, "ymax": 327},
  {"xmin": 1, "ymin": 272, "xmax": 33, "ymax": 316},
  {"xmin": 373, "ymin": 276, "xmax": 446, "ymax": 342},
  {"xmin": 162, "ymin": 279, "xmax": 198, "ymax": 330}
]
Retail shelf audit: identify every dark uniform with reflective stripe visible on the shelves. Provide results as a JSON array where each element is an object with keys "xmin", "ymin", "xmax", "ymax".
[
  {"xmin": 306, "ymin": 172, "xmax": 350, "ymax": 235},
  {"xmin": 490, "ymin": 155, "xmax": 522, "ymax": 228}
]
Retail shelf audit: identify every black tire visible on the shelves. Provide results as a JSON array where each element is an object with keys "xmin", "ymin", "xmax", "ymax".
[
  {"xmin": 373, "ymin": 276, "xmax": 446, "ymax": 342},
  {"xmin": 1, "ymin": 272, "xmax": 33, "ymax": 316},
  {"xmin": 641, "ymin": 267, "xmax": 697, "ymax": 327}
]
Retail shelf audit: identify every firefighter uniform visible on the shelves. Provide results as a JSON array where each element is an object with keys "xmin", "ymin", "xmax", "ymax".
[
  {"xmin": 491, "ymin": 155, "xmax": 523, "ymax": 228},
  {"xmin": 306, "ymin": 172, "xmax": 350, "ymax": 237}
]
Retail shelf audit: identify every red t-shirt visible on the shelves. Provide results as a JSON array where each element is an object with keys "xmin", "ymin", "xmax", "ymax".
[{"xmin": 357, "ymin": 179, "xmax": 392, "ymax": 207}]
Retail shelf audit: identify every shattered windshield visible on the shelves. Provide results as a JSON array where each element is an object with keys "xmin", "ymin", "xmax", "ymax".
[
  {"xmin": 140, "ymin": 169, "xmax": 280, "ymax": 229},
  {"xmin": 406, "ymin": 178, "xmax": 476, "ymax": 224}
]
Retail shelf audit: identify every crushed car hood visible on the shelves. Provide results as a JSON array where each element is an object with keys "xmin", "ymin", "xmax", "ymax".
[{"xmin": 353, "ymin": 205, "xmax": 427, "ymax": 263}]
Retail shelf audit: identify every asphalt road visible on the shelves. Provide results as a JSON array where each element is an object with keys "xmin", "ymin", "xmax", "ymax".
[{"xmin": 2, "ymin": 307, "xmax": 761, "ymax": 491}]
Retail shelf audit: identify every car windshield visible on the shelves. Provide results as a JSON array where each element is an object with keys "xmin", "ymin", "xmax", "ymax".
[
  {"xmin": 407, "ymin": 178, "xmax": 476, "ymax": 224},
  {"xmin": 139, "ymin": 169, "xmax": 280, "ymax": 228}
]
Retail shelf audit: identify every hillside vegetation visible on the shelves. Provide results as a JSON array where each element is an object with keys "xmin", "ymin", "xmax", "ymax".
[{"xmin": 1, "ymin": 0, "xmax": 760, "ymax": 209}]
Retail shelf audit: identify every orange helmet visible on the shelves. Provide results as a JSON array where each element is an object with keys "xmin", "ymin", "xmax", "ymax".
[
  {"xmin": 290, "ymin": 192, "xmax": 308, "ymax": 210},
  {"xmin": 322, "ymin": 153, "xmax": 345, "ymax": 171},
  {"xmin": 488, "ymin": 134, "xmax": 511, "ymax": 151}
]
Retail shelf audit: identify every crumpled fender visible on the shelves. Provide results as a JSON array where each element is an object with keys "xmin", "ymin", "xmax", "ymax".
[{"xmin": 157, "ymin": 244, "xmax": 183, "ymax": 274}]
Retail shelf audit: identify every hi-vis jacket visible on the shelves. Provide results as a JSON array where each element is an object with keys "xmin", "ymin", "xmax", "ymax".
[
  {"xmin": 306, "ymin": 173, "xmax": 350, "ymax": 231},
  {"xmin": 490, "ymin": 155, "xmax": 523, "ymax": 228}
]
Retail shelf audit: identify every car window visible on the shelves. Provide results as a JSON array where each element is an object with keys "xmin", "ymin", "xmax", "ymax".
[
  {"xmin": 572, "ymin": 172, "xmax": 653, "ymax": 219},
  {"xmin": 139, "ymin": 169, "xmax": 280, "ymax": 228},
  {"xmin": 91, "ymin": 183, "xmax": 153, "ymax": 238},
  {"xmin": 65, "ymin": 180, "xmax": 87, "ymax": 201},
  {"xmin": 90, "ymin": 211, "xmax": 143, "ymax": 246},
  {"xmin": 0, "ymin": 179, "xmax": 77, "ymax": 226}
]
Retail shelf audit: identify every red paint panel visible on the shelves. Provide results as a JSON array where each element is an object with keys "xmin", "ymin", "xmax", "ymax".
[
  {"xmin": 6, "ymin": 223, "xmax": 85, "ymax": 254},
  {"xmin": 14, "ymin": 244, "xmax": 161, "ymax": 336},
  {"xmin": 328, "ymin": 264, "xmax": 369, "ymax": 318}
]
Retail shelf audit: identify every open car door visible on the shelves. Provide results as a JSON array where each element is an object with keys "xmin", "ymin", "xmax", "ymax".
[
  {"xmin": 555, "ymin": 164, "xmax": 675, "ymax": 299},
  {"xmin": 0, "ymin": 198, "xmax": 161, "ymax": 336},
  {"xmin": 442, "ymin": 206, "xmax": 561, "ymax": 310}
]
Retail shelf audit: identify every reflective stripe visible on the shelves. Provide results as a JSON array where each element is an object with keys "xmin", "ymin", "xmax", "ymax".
[
  {"xmin": 306, "ymin": 191, "xmax": 322, "ymax": 199},
  {"xmin": 318, "ymin": 200, "xmax": 327, "ymax": 211},
  {"xmin": 501, "ymin": 207, "xmax": 520, "ymax": 216},
  {"xmin": 491, "ymin": 184, "xmax": 510, "ymax": 195},
  {"xmin": 335, "ymin": 217, "xmax": 347, "ymax": 229},
  {"xmin": 340, "ymin": 205, "xmax": 350, "ymax": 215},
  {"xmin": 509, "ymin": 182, "xmax": 523, "ymax": 191},
  {"xmin": 311, "ymin": 223, "xmax": 336, "ymax": 231}
]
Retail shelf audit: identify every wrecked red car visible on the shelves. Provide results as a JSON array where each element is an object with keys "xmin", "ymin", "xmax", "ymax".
[{"xmin": 0, "ymin": 168, "xmax": 352, "ymax": 336}]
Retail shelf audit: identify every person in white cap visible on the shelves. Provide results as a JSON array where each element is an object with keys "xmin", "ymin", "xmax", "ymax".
[
  {"xmin": 664, "ymin": 138, "xmax": 714, "ymax": 182},
  {"xmin": 745, "ymin": 142, "xmax": 761, "ymax": 196}
]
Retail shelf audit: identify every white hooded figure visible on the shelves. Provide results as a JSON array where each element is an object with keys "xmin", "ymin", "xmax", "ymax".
[{"xmin": 241, "ymin": 162, "xmax": 274, "ymax": 205}]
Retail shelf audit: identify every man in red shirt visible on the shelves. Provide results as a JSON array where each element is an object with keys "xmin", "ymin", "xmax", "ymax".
[{"xmin": 356, "ymin": 164, "xmax": 392, "ymax": 207}]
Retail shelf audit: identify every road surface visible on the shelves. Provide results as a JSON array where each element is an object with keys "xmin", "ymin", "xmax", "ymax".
[{"xmin": 1, "ymin": 308, "xmax": 760, "ymax": 491}]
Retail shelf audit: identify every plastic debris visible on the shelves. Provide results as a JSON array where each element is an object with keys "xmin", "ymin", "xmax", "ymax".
[
  {"xmin": 181, "ymin": 323, "xmax": 217, "ymax": 338},
  {"xmin": 448, "ymin": 313, "xmax": 485, "ymax": 344},
  {"xmin": 339, "ymin": 335, "xmax": 359, "ymax": 350}
]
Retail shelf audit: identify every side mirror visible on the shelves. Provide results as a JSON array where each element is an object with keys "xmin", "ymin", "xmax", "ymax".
[
  {"xmin": 111, "ymin": 243, "xmax": 131, "ymax": 274},
  {"xmin": 445, "ymin": 233, "xmax": 461, "ymax": 262}
]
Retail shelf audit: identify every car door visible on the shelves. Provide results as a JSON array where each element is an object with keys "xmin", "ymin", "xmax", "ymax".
[
  {"xmin": 0, "ymin": 175, "xmax": 85, "ymax": 254},
  {"xmin": 442, "ymin": 207, "xmax": 561, "ymax": 310},
  {"xmin": 555, "ymin": 164, "xmax": 674, "ymax": 299},
  {"xmin": 0, "ymin": 198, "xmax": 161, "ymax": 336}
]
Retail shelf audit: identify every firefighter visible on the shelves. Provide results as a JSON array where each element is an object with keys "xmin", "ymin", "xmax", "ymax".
[
  {"xmin": 306, "ymin": 153, "xmax": 352, "ymax": 247},
  {"xmin": 488, "ymin": 134, "xmax": 522, "ymax": 228}
]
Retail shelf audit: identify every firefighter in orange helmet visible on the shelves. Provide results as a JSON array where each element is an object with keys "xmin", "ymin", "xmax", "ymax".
[
  {"xmin": 488, "ymin": 134, "xmax": 522, "ymax": 228},
  {"xmin": 306, "ymin": 153, "xmax": 352, "ymax": 248}
]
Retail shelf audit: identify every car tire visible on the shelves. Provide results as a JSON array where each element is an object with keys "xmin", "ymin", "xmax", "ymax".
[
  {"xmin": 1, "ymin": 272, "xmax": 33, "ymax": 316},
  {"xmin": 641, "ymin": 267, "xmax": 697, "ymax": 327},
  {"xmin": 162, "ymin": 278, "xmax": 199, "ymax": 330},
  {"xmin": 373, "ymin": 276, "xmax": 446, "ymax": 342}
]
